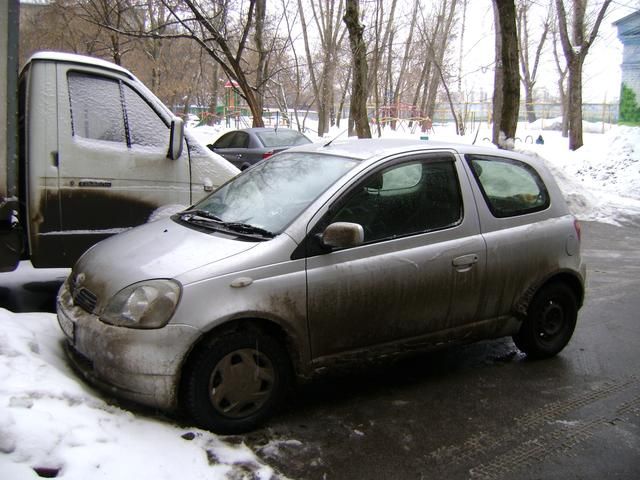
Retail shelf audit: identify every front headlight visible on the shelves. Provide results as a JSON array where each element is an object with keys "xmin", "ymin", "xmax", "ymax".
[{"xmin": 100, "ymin": 279, "xmax": 181, "ymax": 329}]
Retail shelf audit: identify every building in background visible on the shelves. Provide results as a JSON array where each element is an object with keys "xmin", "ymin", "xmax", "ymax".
[{"xmin": 614, "ymin": 10, "xmax": 640, "ymax": 123}]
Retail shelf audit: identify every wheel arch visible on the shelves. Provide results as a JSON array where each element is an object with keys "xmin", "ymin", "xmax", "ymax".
[
  {"xmin": 177, "ymin": 316, "xmax": 301, "ymax": 409},
  {"xmin": 516, "ymin": 270, "xmax": 585, "ymax": 316}
]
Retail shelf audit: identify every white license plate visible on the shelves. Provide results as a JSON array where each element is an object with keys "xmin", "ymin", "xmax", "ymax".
[{"xmin": 58, "ymin": 313, "xmax": 75, "ymax": 342}]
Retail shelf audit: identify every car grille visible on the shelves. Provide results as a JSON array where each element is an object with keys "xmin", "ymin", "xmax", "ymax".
[{"xmin": 73, "ymin": 287, "xmax": 98, "ymax": 314}]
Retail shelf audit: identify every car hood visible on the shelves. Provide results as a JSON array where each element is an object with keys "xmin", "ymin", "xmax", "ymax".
[{"xmin": 73, "ymin": 218, "xmax": 259, "ymax": 306}]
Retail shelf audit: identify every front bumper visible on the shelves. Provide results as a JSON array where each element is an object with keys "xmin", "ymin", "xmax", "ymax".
[{"xmin": 57, "ymin": 282, "xmax": 200, "ymax": 411}]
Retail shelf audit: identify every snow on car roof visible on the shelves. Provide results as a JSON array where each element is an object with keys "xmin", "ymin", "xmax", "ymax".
[{"xmin": 286, "ymin": 137, "xmax": 515, "ymax": 162}]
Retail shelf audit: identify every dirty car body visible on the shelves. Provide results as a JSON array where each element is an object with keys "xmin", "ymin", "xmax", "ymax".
[{"xmin": 57, "ymin": 139, "xmax": 586, "ymax": 434}]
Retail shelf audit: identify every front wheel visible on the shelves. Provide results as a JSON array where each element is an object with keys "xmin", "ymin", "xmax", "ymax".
[
  {"xmin": 513, "ymin": 283, "xmax": 578, "ymax": 359},
  {"xmin": 183, "ymin": 330, "xmax": 291, "ymax": 434}
]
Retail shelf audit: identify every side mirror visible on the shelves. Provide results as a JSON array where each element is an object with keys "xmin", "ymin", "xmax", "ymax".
[
  {"xmin": 321, "ymin": 222, "xmax": 364, "ymax": 250},
  {"xmin": 168, "ymin": 117, "xmax": 184, "ymax": 160}
]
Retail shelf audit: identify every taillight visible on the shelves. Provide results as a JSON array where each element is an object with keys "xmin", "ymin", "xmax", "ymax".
[
  {"xmin": 262, "ymin": 150, "xmax": 274, "ymax": 159},
  {"xmin": 574, "ymin": 218, "xmax": 582, "ymax": 242}
]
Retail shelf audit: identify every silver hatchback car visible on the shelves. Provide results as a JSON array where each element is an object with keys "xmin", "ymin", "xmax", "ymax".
[{"xmin": 57, "ymin": 139, "xmax": 586, "ymax": 434}]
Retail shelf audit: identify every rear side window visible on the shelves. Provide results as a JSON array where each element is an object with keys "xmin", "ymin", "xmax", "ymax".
[
  {"xmin": 467, "ymin": 155, "xmax": 549, "ymax": 217},
  {"xmin": 212, "ymin": 132, "xmax": 236, "ymax": 148},
  {"xmin": 214, "ymin": 132, "xmax": 249, "ymax": 148},
  {"xmin": 256, "ymin": 130, "xmax": 311, "ymax": 147}
]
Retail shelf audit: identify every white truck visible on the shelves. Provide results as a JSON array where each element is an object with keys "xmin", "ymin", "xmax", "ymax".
[{"xmin": 1, "ymin": 3, "xmax": 237, "ymax": 272}]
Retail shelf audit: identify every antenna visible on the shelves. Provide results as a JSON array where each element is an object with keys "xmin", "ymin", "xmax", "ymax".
[{"xmin": 322, "ymin": 129, "xmax": 348, "ymax": 148}]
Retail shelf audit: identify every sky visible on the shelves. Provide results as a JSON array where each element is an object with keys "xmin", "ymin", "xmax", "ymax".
[
  {"xmin": 1, "ymin": 118, "xmax": 639, "ymax": 478},
  {"xmin": 459, "ymin": 0, "xmax": 639, "ymax": 103}
]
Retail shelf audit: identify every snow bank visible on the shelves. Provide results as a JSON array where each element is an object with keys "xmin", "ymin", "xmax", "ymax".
[
  {"xmin": 516, "ymin": 125, "xmax": 640, "ymax": 226},
  {"xmin": 0, "ymin": 309, "xmax": 278, "ymax": 479}
]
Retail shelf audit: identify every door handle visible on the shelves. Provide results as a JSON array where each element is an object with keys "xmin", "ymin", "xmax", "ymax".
[{"xmin": 452, "ymin": 254, "xmax": 479, "ymax": 271}]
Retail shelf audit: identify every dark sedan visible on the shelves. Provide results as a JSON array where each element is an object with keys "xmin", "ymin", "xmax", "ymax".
[{"xmin": 207, "ymin": 127, "xmax": 312, "ymax": 170}]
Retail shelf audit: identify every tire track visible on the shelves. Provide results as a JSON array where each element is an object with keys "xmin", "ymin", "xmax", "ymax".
[{"xmin": 428, "ymin": 376, "xmax": 638, "ymax": 470}]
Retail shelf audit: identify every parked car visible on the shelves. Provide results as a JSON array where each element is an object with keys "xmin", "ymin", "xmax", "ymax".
[
  {"xmin": 207, "ymin": 127, "xmax": 312, "ymax": 169},
  {"xmin": 57, "ymin": 138, "xmax": 586, "ymax": 434}
]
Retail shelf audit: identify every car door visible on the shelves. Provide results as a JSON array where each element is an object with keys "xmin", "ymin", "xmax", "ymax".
[
  {"xmin": 50, "ymin": 66, "xmax": 190, "ymax": 267},
  {"xmin": 305, "ymin": 152, "xmax": 486, "ymax": 360},
  {"xmin": 211, "ymin": 131, "xmax": 251, "ymax": 168}
]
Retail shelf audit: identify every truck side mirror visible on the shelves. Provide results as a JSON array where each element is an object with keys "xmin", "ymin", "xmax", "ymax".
[{"xmin": 168, "ymin": 117, "xmax": 184, "ymax": 160}]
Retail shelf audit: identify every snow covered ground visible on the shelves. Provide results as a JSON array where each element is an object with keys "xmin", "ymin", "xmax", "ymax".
[{"xmin": 1, "ymin": 121, "xmax": 639, "ymax": 478}]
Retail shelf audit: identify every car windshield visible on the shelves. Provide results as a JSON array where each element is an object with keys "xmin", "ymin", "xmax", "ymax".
[
  {"xmin": 256, "ymin": 130, "xmax": 311, "ymax": 148},
  {"xmin": 186, "ymin": 152, "xmax": 358, "ymax": 236}
]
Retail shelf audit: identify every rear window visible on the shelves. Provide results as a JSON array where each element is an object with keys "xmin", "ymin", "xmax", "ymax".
[
  {"xmin": 256, "ymin": 130, "xmax": 311, "ymax": 148},
  {"xmin": 466, "ymin": 154, "xmax": 550, "ymax": 218}
]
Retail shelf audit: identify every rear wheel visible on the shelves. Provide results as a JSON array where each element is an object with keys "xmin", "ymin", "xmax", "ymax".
[
  {"xmin": 183, "ymin": 330, "xmax": 291, "ymax": 434},
  {"xmin": 513, "ymin": 283, "xmax": 578, "ymax": 359}
]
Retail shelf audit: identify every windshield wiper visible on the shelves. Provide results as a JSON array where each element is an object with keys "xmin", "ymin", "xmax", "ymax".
[
  {"xmin": 180, "ymin": 209, "xmax": 223, "ymax": 223},
  {"xmin": 179, "ymin": 210, "xmax": 274, "ymax": 239},
  {"xmin": 223, "ymin": 222, "xmax": 275, "ymax": 239}
]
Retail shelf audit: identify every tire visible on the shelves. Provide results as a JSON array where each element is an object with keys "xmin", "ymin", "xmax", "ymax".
[
  {"xmin": 183, "ymin": 330, "xmax": 291, "ymax": 434},
  {"xmin": 513, "ymin": 283, "xmax": 578, "ymax": 359}
]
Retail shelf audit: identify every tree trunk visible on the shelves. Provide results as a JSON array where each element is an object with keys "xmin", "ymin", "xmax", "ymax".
[
  {"xmin": 555, "ymin": 0, "xmax": 612, "ymax": 150},
  {"xmin": 493, "ymin": 0, "xmax": 520, "ymax": 147},
  {"xmin": 516, "ymin": 1, "xmax": 551, "ymax": 125},
  {"xmin": 336, "ymin": 67, "xmax": 352, "ymax": 128},
  {"xmin": 567, "ymin": 56, "xmax": 584, "ymax": 149},
  {"xmin": 492, "ymin": 2, "xmax": 503, "ymax": 145},
  {"xmin": 524, "ymin": 85, "xmax": 536, "ymax": 123},
  {"xmin": 253, "ymin": 0, "xmax": 267, "ymax": 127},
  {"xmin": 344, "ymin": 0, "xmax": 372, "ymax": 138}
]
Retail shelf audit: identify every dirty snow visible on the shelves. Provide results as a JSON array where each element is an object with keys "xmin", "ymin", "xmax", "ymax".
[
  {"xmin": 0, "ymin": 310, "xmax": 279, "ymax": 479},
  {"xmin": 1, "ymin": 120, "xmax": 639, "ymax": 478}
]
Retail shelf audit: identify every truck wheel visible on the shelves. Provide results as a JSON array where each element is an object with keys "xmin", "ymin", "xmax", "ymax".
[
  {"xmin": 513, "ymin": 283, "xmax": 577, "ymax": 359},
  {"xmin": 183, "ymin": 330, "xmax": 291, "ymax": 434}
]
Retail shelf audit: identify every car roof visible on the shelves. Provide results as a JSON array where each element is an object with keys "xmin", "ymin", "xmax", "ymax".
[
  {"xmin": 233, "ymin": 128, "xmax": 304, "ymax": 134},
  {"xmin": 284, "ymin": 137, "xmax": 526, "ymax": 162}
]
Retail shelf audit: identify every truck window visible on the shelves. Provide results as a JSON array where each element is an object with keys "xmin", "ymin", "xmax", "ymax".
[
  {"xmin": 68, "ymin": 73, "xmax": 126, "ymax": 144},
  {"xmin": 122, "ymin": 84, "xmax": 169, "ymax": 149}
]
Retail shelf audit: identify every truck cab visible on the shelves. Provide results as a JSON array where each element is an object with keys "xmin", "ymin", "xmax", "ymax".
[{"xmin": 2, "ymin": 51, "xmax": 238, "ymax": 270}]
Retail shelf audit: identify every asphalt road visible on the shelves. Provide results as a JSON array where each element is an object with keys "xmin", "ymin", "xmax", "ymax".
[
  {"xmin": 2, "ymin": 221, "xmax": 639, "ymax": 479},
  {"xmin": 240, "ymin": 221, "xmax": 640, "ymax": 480}
]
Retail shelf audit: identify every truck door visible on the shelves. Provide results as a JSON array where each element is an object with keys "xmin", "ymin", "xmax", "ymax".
[{"xmin": 39, "ymin": 66, "xmax": 190, "ymax": 267}]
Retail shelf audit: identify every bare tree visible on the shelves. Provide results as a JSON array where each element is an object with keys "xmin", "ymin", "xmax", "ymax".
[
  {"xmin": 253, "ymin": 0, "xmax": 267, "ymax": 122},
  {"xmin": 298, "ymin": 0, "xmax": 347, "ymax": 137},
  {"xmin": 128, "ymin": 0, "xmax": 173, "ymax": 92},
  {"xmin": 344, "ymin": 0, "xmax": 372, "ymax": 137},
  {"xmin": 493, "ymin": 0, "xmax": 520, "ymax": 147},
  {"xmin": 415, "ymin": 0, "xmax": 458, "ymax": 124},
  {"xmin": 280, "ymin": 0, "xmax": 312, "ymax": 132},
  {"xmin": 551, "ymin": 20, "xmax": 570, "ymax": 137},
  {"xmin": 389, "ymin": 1, "xmax": 419, "ymax": 130},
  {"xmin": 517, "ymin": 0, "xmax": 551, "ymax": 123},
  {"xmin": 555, "ymin": 0, "xmax": 612, "ymax": 150},
  {"xmin": 78, "ymin": 0, "xmax": 135, "ymax": 65},
  {"xmin": 368, "ymin": 0, "xmax": 398, "ymax": 137}
]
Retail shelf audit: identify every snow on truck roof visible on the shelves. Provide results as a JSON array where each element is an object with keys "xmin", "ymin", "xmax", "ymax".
[{"xmin": 26, "ymin": 51, "xmax": 133, "ymax": 78}]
